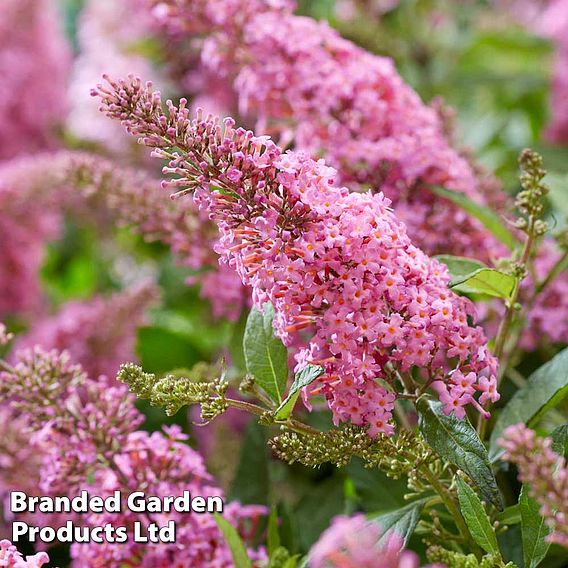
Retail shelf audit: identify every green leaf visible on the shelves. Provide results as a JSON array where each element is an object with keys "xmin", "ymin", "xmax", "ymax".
[
  {"xmin": 551, "ymin": 423, "xmax": 568, "ymax": 458},
  {"xmin": 268, "ymin": 508, "xmax": 281, "ymax": 557},
  {"xmin": 243, "ymin": 303, "xmax": 289, "ymax": 403},
  {"xmin": 214, "ymin": 514, "xmax": 252, "ymax": 568},
  {"xmin": 520, "ymin": 485, "xmax": 551, "ymax": 568},
  {"xmin": 489, "ymin": 348, "xmax": 568, "ymax": 461},
  {"xmin": 450, "ymin": 268, "xmax": 516, "ymax": 299},
  {"xmin": 435, "ymin": 255, "xmax": 488, "ymax": 281},
  {"xmin": 430, "ymin": 185, "xmax": 518, "ymax": 250},
  {"xmin": 370, "ymin": 500, "xmax": 426, "ymax": 547},
  {"xmin": 497, "ymin": 504, "xmax": 521, "ymax": 526},
  {"xmin": 417, "ymin": 399, "xmax": 503, "ymax": 510},
  {"xmin": 274, "ymin": 365, "xmax": 325, "ymax": 420},
  {"xmin": 456, "ymin": 477, "xmax": 500, "ymax": 555}
]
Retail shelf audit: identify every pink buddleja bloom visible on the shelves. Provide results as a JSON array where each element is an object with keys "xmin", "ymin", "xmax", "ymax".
[
  {"xmin": 71, "ymin": 427, "xmax": 267, "ymax": 568},
  {"xmin": 0, "ymin": 157, "xmax": 63, "ymax": 317},
  {"xmin": 537, "ymin": 1, "xmax": 568, "ymax": 143},
  {"xmin": 520, "ymin": 243, "xmax": 568, "ymax": 347},
  {"xmin": 0, "ymin": 541, "xmax": 50, "ymax": 568},
  {"xmin": 138, "ymin": 0, "xmax": 527, "ymax": 329},
  {"xmin": 94, "ymin": 79, "xmax": 499, "ymax": 434},
  {"xmin": 144, "ymin": 0, "xmax": 568, "ymax": 341},
  {"xmin": 0, "ymin": 407, "xmax": 44, "ymax": 536},
  {"xmin": 309, "ymin": 514, "xmax": 440, "ymax": 568},
  {"xmin": 12, "ymin": 283, "xmax": 158, "ymax": 378},
  {"xmin": 144, "ymin": 0, "xmax": 501, "ymax": 262},
  {"xmin": 499, "ymin": 424, "xmax": 568, "ymax": 548},
  {"xmin": 0, "ymin": 0, "xmax": 70, "ymax": 159},
  {"xmin": 0, "ymin": 346, "xmax": 267, "ymax": 567}
]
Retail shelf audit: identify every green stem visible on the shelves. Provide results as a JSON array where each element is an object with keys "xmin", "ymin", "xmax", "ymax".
[
  {"xmin": 0, "ymin": 357, "xmax": 14, "ymax": 373},
  {"xmin": 394, "ymin": 401, "xmax": 412, "ymax": 430},
  {"xmin": 422, "ymin": 468, "xmax": 482, "ymax": 558},
  {"xmin": 285, "ymin": 418, "xmax": 321, "ymax": 436},
  {"xmin": 225, "ymin": 398, "xmax": 319, "ymax": 436},
  {"xmin": 225, "ymin": 398, "xmax": 269, "ymax": 416},
  {"xmin": 478, "ymin": 221, "xmax": 537, "ymax": 439}
]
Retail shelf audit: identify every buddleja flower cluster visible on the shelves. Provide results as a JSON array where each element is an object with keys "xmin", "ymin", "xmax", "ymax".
[
  {"xmin": 139, "ymin": 0, "xmax": 568, "ymax": 351},
  {"xmin": 308, "ymin": 514, "xmax": 440, "ymax": 568},
  {"xmin": 140, "ymin": 0, "xmax": 503, "ymax": 314},
  {"xmin": 499, "ymin": 424, "xmax": 568, "ymax": 547},
  {"xmin": 94, "ymin": 77, "xmax": 499, "ymax": 434},
  {"xmin": 0, "ymin": 540, "xmax": 49, "ymax": 568},
  {"xmin": 507, "ymin": 0, "xmax": 568, "ymax": 142},
  {"xmin": 13, "ymin": 283, "xmax": 157, "ymax": 378},
  {"xmin": 0, "ymin": 0, "xmax": 69, "ymax": 160},
  {"xmin": 0, "ymin": 345, "xmax": 266, "ymax": 566}
]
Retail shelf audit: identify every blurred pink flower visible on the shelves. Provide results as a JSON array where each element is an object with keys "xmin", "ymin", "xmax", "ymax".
[{"xmin": 0, "ymin": 0, "xmax": 70, "ymax": 159}]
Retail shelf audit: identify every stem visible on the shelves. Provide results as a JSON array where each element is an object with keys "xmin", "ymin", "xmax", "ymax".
[
  {"xmin": 422, "ymin": 468, "xmax": 482, "ymax": 558},
  {"xmin": 0, "ymin": 358, "xmax": 14, "ymax": 373},
  {"xmin": 225, "ymin": 398, "xmax": 268, "ymax": 416},
  {"xmin": 478, "ymin": 222, "xmax": 537, "ymax": 439},
  {"xmin": 494, "ymin": 227, "xmax": 535, "ymax": 362},
  {"xmin": 395, "ymin": 401, "xmax": 412, "ymax": 430},
  {"xmin": 225, "ymin": 398, "xmax": 320, "ymax": 436},
  {"xmin": 285, "ymin": 418, "xmax": 321, "ymax": 436}
]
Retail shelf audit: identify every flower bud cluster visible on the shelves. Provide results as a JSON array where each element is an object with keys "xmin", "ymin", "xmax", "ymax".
[
  {"xmin": 269, "ymin": 425, "xmax": 432, "ymax": 477},
  {"xmin": 516, "ymin": 149, "xmax": 549, "ymax": 233},
  {"xmin": 118, "ymin": 362, "xmax": 229, "ymax": 418},
  {"xmin": 499, "ymin": 424, "xmax": 568, "ymax": 547}
]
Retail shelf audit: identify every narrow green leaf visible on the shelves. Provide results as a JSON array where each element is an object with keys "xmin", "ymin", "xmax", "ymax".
[
  {"xmin": 274, "ymin": 365, "xmax": 325, "ymax": 420},
  {"xmin": 268, "ymin": 508, "xmax": 281, "ymax": 557},
  {"xmin": 214, "ymin": 514, "xmax": 252, "ymax": 568},
  {"xmin": 456, "ymin": 477, "xmax": 500, "ymax": 555},
  {"xmin": 243, "ymin": 303, "xmax": 288, "ymax": 403},
  {"xmin": 370, "ymin": 500, "xmax": 426, "ymax": 547},
  {"xmin": 435, "ymin": 255, "xmax": 488, "ymax": 280},
  {"xmin": 520, "ymin": 485, "xmax": 551, "ymax": 568},
  {"xmin": 418, "ymin": 399, "xmax": 503, "ymax": 509},
  {"xmin": 450, "ymin": 268, "xmax": 516, "ymax": 299},
  {"xmin": 430, "ymin": 185, "xmax": 517, "ymax": 250},
  {"xmin": 551, "ymin": 423, "xmax": 568, "ymax": 458},
  {"xmin": 489, "ymin": 348, "xmax": 568, "ymax": 461}
]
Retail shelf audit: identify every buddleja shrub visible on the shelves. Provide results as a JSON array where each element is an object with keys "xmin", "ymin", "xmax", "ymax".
[
  {"xmin": 90, "ymin": 74, "xmax": 566, "ymax": 567},
  {"xmin": 1, "ymin": 1, "xmax": 568, "ymax": 568}
]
